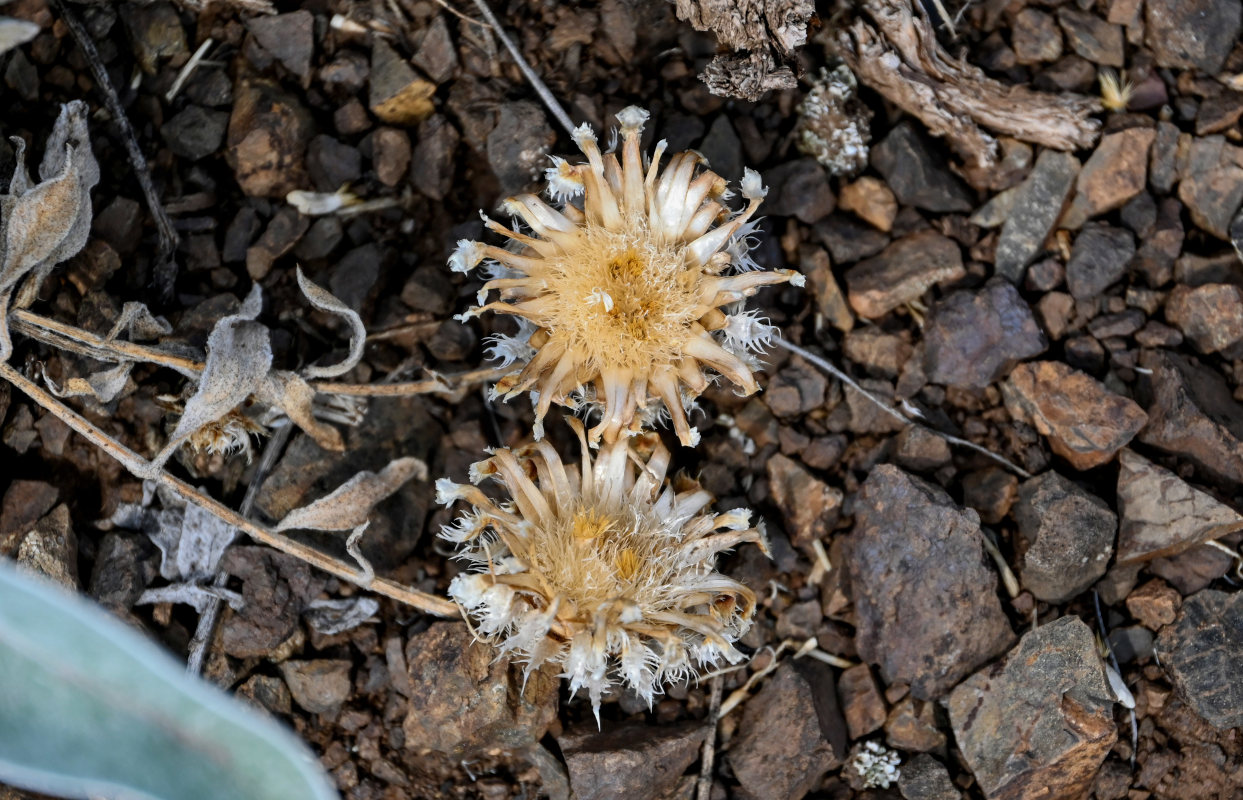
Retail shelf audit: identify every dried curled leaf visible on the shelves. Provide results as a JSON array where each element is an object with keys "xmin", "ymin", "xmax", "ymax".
[
  {"xmin": 256, "ymin": 370, "xmax": 345, "ymax": 452},
  {"xmin": 42, "ymin": 362, "xmax": 133, "ymax": 404},
  {"xmin": 274, "ymin": 457, "xmax": 428, "ymax": 532},
  {"xmin": 0, "ymin": 101, "xmax": 99, "ymax": 360},
  {"xmin": 303, "ymin": 597, "xmax": 380, "ymax": 635},
  {"xmin": 138, "ymin": 286, "xmax": 273, "ymax": 478},
  {"xmin": 295, "ymin": 268, "xmax": 366, "ymax": 379},
  {"xmin": 0, "ymin": 17, "xmax": 39, "ymax": 56},
  {"xmin": 106, "ymin": 302, "xmax": 173, "ymax": 342}
]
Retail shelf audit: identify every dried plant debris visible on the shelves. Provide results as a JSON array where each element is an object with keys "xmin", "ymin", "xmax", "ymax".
[
  {"xmin": 274, "ymin": 457, "xmax": 429, "ymax": 533},
  {"xmin": 839, "ymin": 0, "xmax": 1100, "ymax": 170},
  {"xmin": 0, "ymin": 13, "xmax": 38, "ymax": 56},
  {"xmin": 437, "ymin": 419, "xmax": 768, "ymax": 719},
  {"xmin": 795, "ymin": 66, "xmax": 873, "ymax": 178},
  {"xmin": 674, "ymin": 0, "xmax": 814, "ymax": 100},
  {"xmin": 0, "ymin": 101, "xmax": 98, "ymax": 360}
]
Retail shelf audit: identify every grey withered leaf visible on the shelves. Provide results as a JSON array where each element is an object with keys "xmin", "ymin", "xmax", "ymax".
[
  {"xmin": 0, "ymin": 16, "xmax": 38, "ymax": 56},
  {"xmin": 303, "ymin": 597, "xmax": 380, "ymax": 636},
  {"xmin": 106, "ymin": 301, "xmax": 174, "ymax": 343},
  {"xmin": 295, "ymin": 267, "xmax": 366, "ymax": 379},
  {"xmin": 0, "ymin": 101, "xmax": 99, "ymax": 360},
  {"xmin": 42, "ymin": 361, "xmax": 134, "ymax": 404},
  {"xmin": 255, "ymin": 369, "xmax": 345, "ymax": 452},
  {"xmin": 274, "ymin": 457, "xmax": 428, "ymax": 532},
  {"xmin": 137, "ymin": 285, "xmax": 273, "ymax": 478}
]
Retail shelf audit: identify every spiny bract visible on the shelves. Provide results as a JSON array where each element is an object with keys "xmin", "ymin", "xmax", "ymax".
[
  {"xmin": 435, "ymin": 419, "xmax": 767, "ymax": 719},
  {"xmin": 450, "ymin": 106, "xmax": 803, "ymax": 446}
]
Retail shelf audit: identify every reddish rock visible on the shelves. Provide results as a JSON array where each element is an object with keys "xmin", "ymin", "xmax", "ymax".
[
  {"xmin": 403, "ymin": 622, "xmax": 557, "ymax": 756},
  {"xmin": 1063, "ymin": 127, "xmax": 1155, "ymax": 226},
  {"xmin": 845, "ymin": 231, "xmax": 966, "ymax": 320},
  {"xmin": 848, "ymin": 466, "xmax": 1014, "ymax": 700},
  {"xmin": 1164, "ymin": 283, "xmax": 1243, "ymax": 358},
  {"xmin": 279, "ymin": 660, "xmax": 351, "ymax": 715},
  {"xmin": 1002, "ymin": 361, "xmax": 1147, "ymax": 470},
  {"xmin": 838, "ymin": 176, "xmax": 897, "ymax": 232},
  {"xmin": 557, "ymin": 721, "xmax": 706, "ymax": 800},
  {"xmin": 961, "ymin": 468, "xmax": 1019, "ymax": 525},
  {"xmin": 1155, "ymin": 590, "xmax": 1243, "ymax": 729},
  {"xmin": 1012, "ymin": 9, "xmax": 1062, "ymax": 64},
  {"xmin": 923, "ymin": 278, "xmax": 1047, "ymax": 390},
  {"xmin": 948, "ymin": 617, "xmax": 1117, "ymax": 800},
  {"xmin": 1137, "ymin": 350, "xmax": 1243, "ymax": 486},
  {"xmin": 1115, "ymin": 449, "xmax": 1243, "ymax": 565},
  {"xmin": 226, "ymin": 77, "xmax": 314, "ymax": 198},
  {"xmin": 1126, "ymin": 579, "xmax": 1181, "ymax": 631},
  {"xmin": 766, "ymin": 454, "xmax": 842, "ymax": 550},
  {"xmin": 731, "ymin": 660, "xmax": 848, "ymax": 800},
  {"xmin": 1177, "ymin": 135, "xmax": 1243, "ymax": 240},
  {"xmin": 837, "ymin": 664, "xmax": 887, "ymax": 739},
  {"xmin": 372, "ymin": 127, "xmax": 412, "ymax": 188},
  {"xmin": 885, "ymin": 696, "xmax": 946, "ymax": 753}
]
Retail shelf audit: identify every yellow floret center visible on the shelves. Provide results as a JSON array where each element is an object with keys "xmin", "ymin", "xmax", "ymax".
[{"xmin": 543, "ymin": 224, "xmax": 700, "ymax": 373}]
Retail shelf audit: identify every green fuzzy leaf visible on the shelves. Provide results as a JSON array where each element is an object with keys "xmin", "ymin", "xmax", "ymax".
[{"xmin": 0, "ymin": 560, "xmax": 339, "ymax": 800}]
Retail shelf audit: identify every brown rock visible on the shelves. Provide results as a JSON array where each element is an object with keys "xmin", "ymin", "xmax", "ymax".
[
  {"xmin": 1115, "ymin": 449, "xmax": 1243, "ymax": 565},
  {"xmin": 961, "ymin": 467, "xmax": 1019, "ymax": 525},
  {"xmin": 412, "ymin": 115, "xmax": 460, "ymax": 201},
  {"xmin": 845, "ymin": 231, "xmax": 966, "ymax": 320},
  {"xmin": 226, "ymin": 77, "xmax": 314, "ymax": 198},
  {"xmin": 885, "ymin": 696, "xmax": 946, "ymax": 753},
  {"xmin": 848, "ymin": 466, "xmax": 1014, "ymax": 699},
  {"xmin": 837, "ymin": 664, "xmax": 887, "ymax": 739},
  {"xmin": 369, "ymin": 38, "xmax": 435, "ymax": 125},
  {"xmin": 1034, "ymin": 292, "xmax": 1074, "ymax": 340},
  {"xmin": 1137, "ymin": 350, "xmax": 1243, "ymax": 486},
  {"xmin": 838, "ymin": 176, "xmax": 897, "ymax": 232},
  {"xmin": 1056, "ymin": 8, "xmax": 1123, "ymax": 66},
  {"xmin": 1126, "ymin": 579, "xmax": 1181, "ymax": 631},
  {"xmin": 1065, "ymin": 223, "xmax": 1135, "ymax": 300},
  {"xmin": 1155, "ymin": 590, "xmax": 1243, "ymax": 729},
  {"xmin": 220, "ymin": 546, "xmax": 325, "ymax": 658},
  {"xmin": 1177, "ymin": 135, "xmax": 1243, "ymax": 240},
  {"xmin": 1145, "ymin": 0, "xmax": 1242, "ymax": 73},
  {"xmin": 236, "ymin": 674, "xmax": 293, "ymax": 716},
  {"xmin": 730, "ymin": 660, "xmax": 847, "ymax": 800},
  {"xmin": 1014, "ymin": 472, "xmax": 1115, "ymax": 602},
  {"xmin": 842, "ymin": 329, "xmax": 911, "ymax": 379},
  {"xmin": 1002, "ymin": 361, "xmax": 1147, "ymax": 470},
  {"xmin": 0, "ymin": 480, "xmax": 58, "ymax": 556},
  {"xmin": 994, "ymin": 150, "xmax": 1080, "ymax": 283},
  {"xmin": 766, "ymin": 454, "xmax": 842, "ymax": 549},
  {"xmin": 412, "ymin": 15, "xmax": 458, "ymax": 85},
  {"xmin": 88, "ymin": 532, "xmax": 156, "ymax": 618},
  {"xmin": 279, "ymin": 660, "xmax": 351, "ymax": 715},
  {"xmin": 15, "ymin": 504, "xmax": 77, "ymax": 589},
  {"xmin": 1063, "ymin": 127, "xmax": 1155, "ymax": 226},
  {"xmin": 373, "ymin": 127, "xmax": 412, "ymax": 188},
  {"xmin": 948, "ymin": 616, "xmax": 1117, "ymax": 800},
  {"xmin": 486, "ymin": 102, "xmax": 556, "ymax": 197},
  {"xmin": 800, "ymin": 246, "xmax": 855, "ymax": 333},
  {"xmin": 403, "ymin": 622, "xmax": 557, "ymax": 756},
  {"xmin": 923, "ymin": 278, "xmax": 1047, "ymax": 390},
  {"xmin": 246, "ymin": 11, "xmax": 314, "ymax": 85},
  {"xmin": 1012, "ymin": 9, "xmax": 1062, "ymax": 64},
  {"xmin": 557, "ymin": 721, "xmax": 705, "ymax": 800},
  {"xmin": 245, "ymin": 206, "xmax": 309, "ymax": 281},
  {"xmin": 893, "ymin": 425, "xmax": 951, "ymax": 472},
  {"xmin": 1164, "ymin": 283, "xmax": 1243, "ymax": 358},
  {"xmin": 766, "ymin": 358, "xmax": 827, "ymax": 417},
  {"xmin": 898, "ymin": 754, "xmax": 962, "ymax": 800}
]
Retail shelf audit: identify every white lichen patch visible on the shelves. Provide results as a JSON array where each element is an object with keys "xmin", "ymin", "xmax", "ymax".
[{"xmin": 796, "ymin": 66, "xmax": 873, "ymax": 177}]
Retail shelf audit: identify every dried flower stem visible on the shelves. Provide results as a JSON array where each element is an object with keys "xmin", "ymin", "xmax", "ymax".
[
  {"xmin": 51, "ymin": 0, "xmax": 180, "ymax": 300},
  {"xmin": 774, "ymin": 336, "xmax": 1033, "ymax": 478},
  {"xmin": 696, "ymin": 676, "xmax": 724, "ymax": 800},
  {"xmin": 11, "ymin": 308, "xmax": 506, "ymax": 397},
  {"xmin": 0, "ymin": 362, "xmax": 457, "ymax": 617}
]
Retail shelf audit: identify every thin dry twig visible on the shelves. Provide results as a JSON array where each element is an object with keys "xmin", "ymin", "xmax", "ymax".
[
  {"xmin": 696, "ymin": 676, "xmax": 724, "ymax": 800},
  {"xmin": 774, "ymin": 336, "xmax": 1033, "ymax": 478},
  {"xmin": 0, "ymin": 362, "xmax": 458, "ymax": 617},
  {"xmin": 51, "ymin": 0, "xmax": 180, "ymax": 300}
]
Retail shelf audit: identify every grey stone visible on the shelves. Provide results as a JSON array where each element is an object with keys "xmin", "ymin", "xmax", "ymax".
[
  {"xmin": 1155, "ymin": 590, "xmax": 1243, "ymax": 729},
  {"xmin": 761, "ymin": 157, "xmax": 835, "ymax": 224},
  {"xmin": 1115, "ymin": 449, "xmax": 1243, "ymax": 565},
  {"xmin": 1057, "ymin": 8, "xmax": 1124, "ymax": 67},
  {"xmin": 731, "ymin": 660, "xmax": 847, "ymax": 800},
  {"xmin": 161, "ymin": 106, "xmax": 229, "ymax": 161},
  {"xmin": 871, "ymin": 121, "xmax": 973, "ymax": 213},
  {"xmin": 412, "ymin": 115, "xmax": 460, "ymax": 201},
  {"xmin": 246, "ymin": 10, "xmax": 314, "ymax": 83},
  {"xmin": 1066, "ymin": 224, "xmax": 1135, "ymax": 300},
  {"xmin": 307, "ymin": 134, "xmax": 361, "ymax": 193},
  {"xmin": 558, "ymin": 721, "xmax": 705, "ymax": 800},
  {"xmin": 899, "ymin": 754, "xmax": 962, "ymax": 800},
  {"xmin": 995, "ymin": 150, "xmax": 1080, "ymax": 282},
  {"xmin": 948, "ymin": 617, "xmax": 1116, "ymax": 800},
  {"xmin": 1165, "ymin": 283, "xmax": 1243, "ymax": 358},
  {"xmin": 486, "ymin": 102, "xmax": 556, "ymax": 197},
  {"xmin": 845, "ymin": 230, "xmax": 965, "ymax": 319},
  {"xmin": 923, "ymin": 278, "xmax": 1047, "ymax": 389},
  {"xmin": 848, "ymin": 466, "xmax": 1014, "ymax": 700},
  {"xmin": 279, "ymin": 659, "xmax": 351, "ymax": 715},
  {"xmin": 1145, "ymin": 0, "xmax": 1242, "ymax": 73},
  {"xmin": 412, "ymin": 14, "xmax": 458, "ymax": 84},
  {"xmin": 1013, "ymin": 472, "xmax": 1115, "ymax": 603},
  {"xmin": 699, "ymin": 115, "xmax": 743, "ymax": 181},
  {"xmin": 1178, "ymin": 135, "xmax": 1243, "ymax": 240}
]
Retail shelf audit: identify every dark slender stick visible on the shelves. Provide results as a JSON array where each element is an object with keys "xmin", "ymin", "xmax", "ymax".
[{"xmin": 52, "ymin": 0, "xmax": 180, "ymax": 301}]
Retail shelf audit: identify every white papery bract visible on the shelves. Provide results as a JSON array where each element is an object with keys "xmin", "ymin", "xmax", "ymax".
[
  {"xmin": 449, "ymin": 106, "xmax": 803, "ymax": 446},
  {"xmin": 437, "ymin": 419, "xmax": 768, "ymax": 721}
]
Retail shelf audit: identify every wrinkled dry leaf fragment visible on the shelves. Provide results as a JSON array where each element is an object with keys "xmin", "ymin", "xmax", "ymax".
[
  {"xmin": 42, "ymin": 361, "xmax": 133, "ymax": 404},
  {"xmin": 256, "ymin": 370, "xmax": 345, "ymax": 451},
  {"xmin": 295, "ymin": 268, "xmax": 365, "ymax": 379},
  {"xmin": 303, "ymin": 596, "xmax": 380, "ymax": 635},
  {"xmin": 0, "ymin": 17, "xmax": 39, "ymax": 56},
  {"xmin": 138, "ymin": 285, "xmax": 273, "ymax": 477},
  {"xmin": 106, "ymin": 302, "xmax": 173, "ymax": 342},
  {"xmin": 137, "ymin": 583, "xmax": 244, "ymax": 613},
  {"xmin": 275, "ymin": 457, "xmax": 428, "ymax": 532}
]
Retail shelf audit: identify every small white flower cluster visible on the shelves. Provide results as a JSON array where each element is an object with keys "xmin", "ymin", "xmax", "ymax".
[{"xmin": 848, "ymin": 741, "xmax": 901, "ymax": 790}]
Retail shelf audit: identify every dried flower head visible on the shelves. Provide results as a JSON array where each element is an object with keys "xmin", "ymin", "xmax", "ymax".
[
  {"xmin": 1098, "ymin": 69, "xmax": 1134, "ymax": 112},
  {"xmin": 451, "ymin": 106, "xmax": 803, "ymax": 446},
  {"xmin": 436, "ymin": 419, "xmax": 767, "ymax": 719}
]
